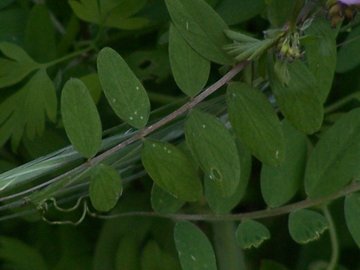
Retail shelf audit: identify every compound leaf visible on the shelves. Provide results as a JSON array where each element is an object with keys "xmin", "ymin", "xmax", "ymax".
[
  {"xmin": 236, "ymin": 219, "xmax": 270, "ymax": 249},
  {"xmin": 344, "ymin": 193, "xmax": 360, "ymax": 248}
]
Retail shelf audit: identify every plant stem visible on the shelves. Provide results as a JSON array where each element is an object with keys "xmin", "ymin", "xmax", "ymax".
[
  {"xmin": 325, "ymin": 92, "xmax": 360, "ymax": 114},
  {"xmin": 42, "ymin": 46, "xmax": 94, "ymax": 68},
  {"xmin": 323, "ymin": 205, "xmax": 339, "ymax": 270},
  {"xmin": 211, "ymin": 221, "xmax": 246, "ymax": 270},
  {"xmin": 90, "ymin": 181, "xmax": 360, "ymax": 222}
]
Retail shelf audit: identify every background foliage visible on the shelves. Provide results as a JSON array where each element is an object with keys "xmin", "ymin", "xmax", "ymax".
[{"xmin": 0, "ymin": 0, "xmax": 360, "ymax": 269}]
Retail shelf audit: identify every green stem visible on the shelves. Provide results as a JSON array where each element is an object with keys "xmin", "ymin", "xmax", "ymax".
[
  {"xmin": 325, "ymin": 92, "xmax": 360, "ymax": 114},
  {"xmin": 90, "ymin": 180, "xmax": 360, "ymax": 222},
  {"xmin": 211, "ymin": 221, "xmax": 247, "ymax": 270},
  {"xmin": 41, "ymin": 46, "xmax": 94, "ymax": 69},
  {"xmin": 322, "ymin": 205, "xmax": 339, "ymax": 270}
]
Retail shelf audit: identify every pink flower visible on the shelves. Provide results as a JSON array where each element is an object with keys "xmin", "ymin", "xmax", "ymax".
[{"xmin": 338, "ymin": 0, "xmax": 360, "ymax": 5}]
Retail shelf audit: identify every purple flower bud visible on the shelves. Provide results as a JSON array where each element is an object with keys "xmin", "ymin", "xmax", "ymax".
[{"xmin": 338, "ymin": 0, "xmax": 360, "ymax": 5}]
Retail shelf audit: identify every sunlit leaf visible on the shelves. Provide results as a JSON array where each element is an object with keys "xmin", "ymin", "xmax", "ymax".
[
  {"xmin": 305, "ymin": 108, "xmax": 360, "ymax": 198},
  {"xmin": 174, "ymin": 221, "xmax": 217, "ymax": 270},
  {"xmin": 185, "ymin": 110, "xmax": 240, "ymax": 197},
  {"xmin": 169, "ymin": 24, "xmax": 210, "ymax": 97},
  {"xmin": 0, "ymin": 68, "xmax": 56, "ymax": 149},
  {"xmin": 61, "ymin": 78, "xmax": 102, "ymax": 158},
  {"xmin": 344, "ymin": 193, "xmax": 360, "ymax": 248},
  {"xmin": 97, "ymin": 47, "xmax": 150, "ymax": 129},
  {"xmin": 288, "ymin": 209, "xmax": 328, "ymax": 244},
  {"xmin": 270, "ymin": 59, "xmax": 323, "ymax": 134},
  {"xmin": 261, "ymin": 121, "xmax": 307, "ymax": 207},
  {"xmin": 151, "ymin": 183, "xmax": 185, "ymax": 214},
  {"xmin": 142, "ymin": 140, "xmax": 202, "ymax": 201},
  {"xmin": 236, "ymin": 219, "xmax": 270, "ymax": 249},
  {"xmin": 89, "ymin": 164, "xmax": 123, "ymax": 212},
  {"xmin": 227, "ymin": 82, "xmax": 284, "ymax": 165},
  {"xmin": 164, "ymin": 0, "xmax": 233, "ymax": 65}
]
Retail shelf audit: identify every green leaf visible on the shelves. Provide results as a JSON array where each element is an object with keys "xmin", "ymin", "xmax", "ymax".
[
  {"xmin": 288, "ymin": 209, "xmax": 328, "ymax": 244},
  {"xmin": 185, "ymin": 110, "xmax": 240, "ymax": 197},
  {"xmin": 205, "ymin": 140, "xmax": 252, "ymax": 214},
  {"xmin": 270, "ymin": 59, "xmax": 323, "ymax": 134},
  {"xmin": 305, "ymin": 108, "xmax": 360, "ymax": 198},
  {"xmin": 169, "ymin": 24, "xmax": 210, "ymax": 97},
  {"xmin": 344, "ymin": 193, "xmax": 360, "ymax": 248},
  {"xmin": 69, "ymin": 0, "xmax": 149, "ymax": 30},
  {"xmin": 174, "ymin": 221, "xmax": 217, "ymax": 270},
  {"xmin": 89, "ymin": 164, "xmax": 123, "ymax": 212},
  {"xmin": 151, "ymin": 183, "xmax": 185, "ymax": 214},
  {"xmin": 0, "ymin": 0, "xmax": 15, "ymax": 10},
  {"xmin": 0, "ymin": 237, "xmax": 48, "ymax": 270},
  {"xmin": 0, "ymin": 9, "xmax": 27, "ymax": 43},
  {"xmin": 61, "ymin": 78, "xmax": 102, "ymax": 158},
  {"xmin": 25, "ymin": 4, "xmax": 56, "ymax": 62},
  {"xmin": 97, "ymin": 47, "xmax": 150, "ymax": 129},
  {"xmin": 164, "ymin": 0, "xmax": 233, "ymax": 65},
  {"xmin": 227, "ymin": 82, "xmax": 284, "ymax": 165},
  {"xmin": 337, "ymin": 25, "xmax": 360, "ymax": 73},
  {"xmin": 0, "ymin": 42, "xmax": 39, "ymax": 88},
  {"xmin": 304, "ymin": 18, "xmax": 337, "ymax": 102},
  {"xmin": 141, "ymin": 240, "xmax": 180, "ymax": 270},
  {"xmin": 217, "ymin": 0, "xmax": 265, "ymax": 25},
  {"xmin": 261, "ymin": 260, "xmax": 288, "ymax": 270},
  {"xmin": 266, "ymin": 0, "xmax": 295, "ymax": 27},
  {"xmin": 79, "ymin": 73, "xmax": 102, "ymax": 104},
  {"xmin": 261, "ymin": 121, "xmax": 307, "ymax": 207},
  {"xmin": 0, "ymin": 68, "xmax": 57, "ymax": 149},
  {"xmin": 236, "ymin": 219, "xmax": 270, "ymax": 249},
  {"xmin": 115, "ymin": 234, "xmax": 140, "ymax": 270},
  {"xmin": 142, "ymin": 140, "xmax": 202, "ymax": 201}
]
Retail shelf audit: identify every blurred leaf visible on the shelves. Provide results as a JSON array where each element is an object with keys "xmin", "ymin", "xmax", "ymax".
[
  {"xmin": 126, "ymin": 49, "xmax": 171, "ymax": 83},
  {"xmin": 304, "ymin": 18, "xmax": 337, "ymax": 102},
  {"xmin": 151, "ymin": 183, "xmax": 185, "ymax": 214},
  {"xmin": 25, "ymin": 4, "xmax": 56, "ymax": 62},
  {"xmin": 61, "ymin": 78, "xmax": 102, "ymax": 158},
  {"xmin": 0, "ymin": 0, "xmax": 15, "ymax": 9},
  {"xmin": 288, "ymin": 209, "xmax": 328, "ymax": 244},
  {"xmin": 169, "ymin": 24, "xmax": 210, "ymax": 97},
  {"xmin": 141, "ymin": 240, "xmax": 180, "ymax": 270},
  {"xmin": 0, "ymin": 237, "xmax": 48, "ymax": 270},
  {"xmin": 0, "ymin": 42, "xmax": 39, "ymax": 88},
  {"xmin": 261, "ymin": 260, "xmax": 288, "ymax": 270},
  {"xmin": 115, "ymin": 234, "xmax": 140, "ymax": 270},
  {"xmin": 266, "ymin": 0, "xmax": 295, "ymax": 27},
  {"xmin": 227, "ymin": 82, "xmax": 284, "ymax": 165},
  {"xmin": 69, "ymin": 0, "xmax": 149, "ymax": 30},
  {"xmin": 79, "ymin": 73, "xmax": 102, "ymax": 104},
  {"xmin": 89, "ymin": 164, "xmax": 123, "ymax": 212},
  {"xmin": 0, "ymin": 9, "xmax": 27, "ymax": 43},
  {"xmin": 344, "ymin": 192, "xmax": 360, "ymax": 248},
  {"xmin": 205, "ymin": 140, "xmax": 252, "ymax": 214},
  {"xmin": 270, "ymin": 59, "xmax": 323, "ymax": 134},
  {"xmin": 261, "ymin": 121, "xmax": 307, "ymax": 207},
  {"xmin": 217, "ymin": 0, "xmax": 265, "ymax": 25},
  {"xmin": 142, "ymin": 140, "xmax": 202, "ymax": 201},
  {"xmin": 174, "ymin": 221, "xmax": 217, "ymax": 270},
  {"xmin": 164, "ymin": 0, "xmax": 233, "ymax": 65},
  {"xmin": 0, "ymin": 68, "xmax": 57, "ymax": 149},
  {"xmin": 236, "ymin": 219, "xmax": 270, "ymax": 249},
  {"xmin": 337, "ymin": 25, "xmax": 360, "ymax": 73},
  {"xmin": 305, "ymin": 108, "xmax": 360, "ymax": 198},
  {"xmin": 97, "ymin": 47, "xmax": 150, "ymax": 129},
  {"xmin": 185, "ymin": 110, "xmax": 240, "ymax": 197}
]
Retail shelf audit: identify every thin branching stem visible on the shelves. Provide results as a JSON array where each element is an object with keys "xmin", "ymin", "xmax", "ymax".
[{"xmin": 323, "ymin": 205, "xmax": 339, "ymax": 270}]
